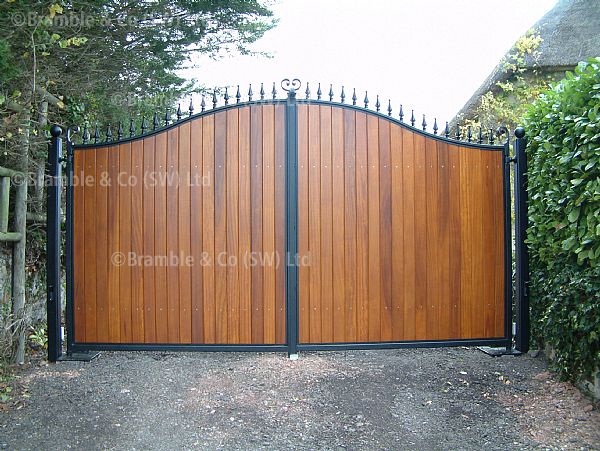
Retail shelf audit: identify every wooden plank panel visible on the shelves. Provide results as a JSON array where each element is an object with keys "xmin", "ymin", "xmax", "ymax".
[
  {"xmin": 166, "ymin": 130, "xmax": 179, "ymax": 342},
  {"xmin": 131, "ymin": 140, "xmax": 145, "ymax": 342},
  {"xmin": 154, "ymin": 132, "xmax": 169, "ymax": 342},
  {"xmin": 414, "ymin": 134, "xmax": 427, "ymax": 339},
  {"xmin": 378, "ymin": 119, "xmax": 392, "ymax": 342},
  {"xmin": 355, "ymin": 112, "xmax": 369, "ymax": 342},
  {"xmin": 214, "ymin": 111, "xmax": 228, "ymax": 343},
  {"xmin": 343, "ymin": 109, "xmax": 357, "ymax": 342},
  {"xmin": 73, "ymin": 152, "xmax": 86, "ymax": 342},
  {"xmin": 226, "ymin": 109, "xmax": 240, "ymax": 343},
  {"xmin": 319, "ymin": 105, "xmax": 333, "ymax": 342},
  {"xmin": 437, "ymin": 142, "xmax": 452, "ymax": 340},
  {"xmin": 471, "ymin": 148, "xmax": 485, "ymax": 338},
  {"xmin": 190, "ymin": 118, "xmax": 204, "ymax": 343},
  {"xmin": 402, "ymin": 131, "xmax": 416, "ymax": 340},
  {"xmin": 118, "ymin": 143, "xmax": 132, "ymax": 342},
  {"xmin": 366, "ymin": 114, "xmax": 381, "ymax": 342},
  {"xmin": 448, "ymin": 145, "xmax": 462, "ymax": 339},
  {"xmin": 107, "ymin": 146, "xmax": 121, "ymax": 342},
  {"xmin": 142, "ymin": 137, "xmax": 156, "ymax": 342},
  {"xmin": 95, "ymin": 147, "xmax": 109, "ymax": 342},
  {"xmin": 493, "ymin": 153, "xmax": 505, "ymax": 337},
  {"xmin": 238, "ymin": 107, "xmax": 252, "ymax": 343},
  {"xmin": 390, "ymin": 124, "xmax": 404, "ymax": 341},
  {"xmin": 331, "ymin": 107, "xmax": 346, "ymax": 342},
  {"xmin": 425, "ymin": 137, "xmax": 439, "ymax": 340},
  {"xmin": 83, "ymin": 149, "xmax": 97, "ymax": 342},
  {"xmin": 298, "ymin": 105, "xmax": 310, "ymax": 343},
  {"xmin": 459, "ymin": 147, "xmax": 473, "ymax": 338},
  {"xmin": 202, "ymin": 115, "xmax": 216, "ymax": 343},
  {"xmin": 262, "ymin": 105, "xmax": 276, "ymax": 344},
  {"xmin": 178, "ymin": 123, "xmax": 192, "ymax": 343},
  {"xmin": 274, "ymin": 104, "xmax": 286, "ymax": 344},
  {"xmin": 250, "ymin": 105, "xmax": 264, "ymax": 343},
  {"xmin": 482, "ymin": 150, "xmax": 496, "ymax": 338},
  {"xmin": 308, "ymin": 105, "xmax": 322, "ymax": 343}
]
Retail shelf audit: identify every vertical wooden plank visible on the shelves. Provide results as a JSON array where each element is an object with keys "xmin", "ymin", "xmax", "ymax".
[
  {"xmin": 308, "ymin": 105, "xmax": 322, "ymax": 343},
  {"xmin": 367, "ymin": 114, "xmax": 381, "ymax": 342},
  {"xmin": 238, "ymin": 108, "xmax": 252, "ymax": 343},
  {"xmin": 95, "ymin": 148, "xmax": 109, "ymax": 342},
  {"xmin": 190, "ymin": 118, "xmax": 204, "ymax": 343},
  {"xmin": 154, "ymin": 132, "xmax": 168, "ymax": 342},
  {"xmin": 493, "ymin": 153, "xmax": 505, "ymax": 337},
  {"xmin": 73, "ymin": 152, "xmax": 86, "ymax": 342},
  {"xmin": 471, "ymin": 148, "xmax": 485, "ymax": 338},
  {"xmin": 437, "ymin": 142, "xmax": 452, "ymax": 340},
  {"xmin": 320, "ymin": 106, "xmax": 333, "ymax": 342},
  {"xmin": 355, "ymin": 112, "xmax": 369, "ymax": 342},
  {"xmin": 107, "ymin": 146, "xmax": 121, "ymax": 342},
  {"xmin": 343, "ymin": 109, "xmax": 357, "ymax": 342},
  {"xmin": 390, "ymin": 124, "xmax": 404, "ymax": 341},
  {"xmin": 425, "ymin": 137, "xmax": 439, "ymax": 340},
  {"xmin": 482, "ymin": 150, "xmax": 496, "ymax": 338},
  {"xmin": 179, "ymin": 123, "xmax": 192, "ymax": 343},
  {"xmin": 413, "ymin": 134, "xmax": 427, "ymax": 339},
  {"xmin": 226, "ymin": 109, "xmax": 240, "ymax": 343},
  {"xmin": 131, "ymin": 140, "xmax": 145, "ymax": 342},
  {"xmin": 118, "ymin": 143, "xmax": 132, "ymax": 342},
  {"xmin": 166, "ymin": 130, "xmax": 179, "ymax": 343},
  {"xmin": 202, "ymin": 115, "xmax": 216, "ymax": 343},
  {"xmin": 262, "ymin": 105, "xmax": 276, "ymax": 344},
  {"xmin": 331, "ymin": 107, "xmax": 346, "ymax": 342},
  {"xmin": 297, "ymin": 105, "xmax": 310, "ymax": 343},
  {"xmin": 143, "ymin": 137, "xmax": 156, "ymax": 343},
  {"xmin": 402, "ymin": 131, "xmax": 416, "ymax": 340},
  {"xmin": 379, "ymin": 119, "xmax": 392, "ymax": 342},
  {"xmin": 214, "ymin": 111, "xmax": 228, "ymax": 343},
  {"xmin": 448, "ymin": 145, "xmax": 462, "ymax": 339},
  {"xmin": 83, "ymin": 149, "xmax": 97, "ymax": 342},
  {"xmin": 274, "ymin": 104, "xmax": 287, "ymax": 344},
  {"xmin": 250, "ymin": 106, "xmax": 264, "ymax": 344},
  {"xmin": 459, "ymin": 147, "xmax": 473, "ymax": 338}
]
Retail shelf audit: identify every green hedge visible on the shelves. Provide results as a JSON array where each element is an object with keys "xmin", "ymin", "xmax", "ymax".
[{"xmin": 524, "ymin": 58, "xmax": 600, "ymax": 382}]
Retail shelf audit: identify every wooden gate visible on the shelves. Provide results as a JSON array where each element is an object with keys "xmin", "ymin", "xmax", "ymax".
[{"xmin": 47, "ymin": 78, "xmax": 525, "ymax": 358}]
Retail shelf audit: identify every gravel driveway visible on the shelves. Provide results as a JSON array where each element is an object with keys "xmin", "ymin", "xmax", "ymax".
[{"xmin": 1, "ymin": 348, "xmax": 598, "ymax": 450}]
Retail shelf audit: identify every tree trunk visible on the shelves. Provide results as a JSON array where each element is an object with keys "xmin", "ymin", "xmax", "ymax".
[{"xmin": 12, "ymin": 111, "xmax": 30, "ymax": 364}]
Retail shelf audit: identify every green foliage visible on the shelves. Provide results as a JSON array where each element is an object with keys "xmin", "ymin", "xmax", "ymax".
[
  {"xmin": 28, "ymin": 324, "xmax": 47, "ymax": 350},
  {"xmin": 524, "ymin": 58, "xmax": 600, "ymax": 382},
  {"xmin": 464, "ymin": 29, "xmax": 559, "ymax": 132}
]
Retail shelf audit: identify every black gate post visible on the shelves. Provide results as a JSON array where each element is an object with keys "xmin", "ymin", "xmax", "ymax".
[
  {"xmin": 283, "ymin": 79, "xmax": 299, "ymax": 358},
  {"xmin": 47, "ymin": 125, "xmax": 63, "ymax": 362},
  {"xmin": 513, "ymin": 127, "xmax": 529, "ymax": 353}
]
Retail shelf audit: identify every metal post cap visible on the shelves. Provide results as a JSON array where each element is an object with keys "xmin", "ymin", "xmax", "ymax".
[
  {"xmin": 50, "ymin": 125, "xmax": 63, "ymax": 137},
  {"xmin": 515, "ymin": 127, "xmax": 525, "ymax": 139}
]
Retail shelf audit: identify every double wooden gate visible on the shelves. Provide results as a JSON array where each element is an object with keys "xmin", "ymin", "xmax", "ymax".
[{"xmin": 46, "ymin": 79, "xmax": 529, "ymax": 359}]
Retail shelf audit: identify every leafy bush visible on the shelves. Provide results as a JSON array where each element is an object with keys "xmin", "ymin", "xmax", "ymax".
[{"xmin": 524, "ymin": 58, "xmax": 600, "ymax": 382}]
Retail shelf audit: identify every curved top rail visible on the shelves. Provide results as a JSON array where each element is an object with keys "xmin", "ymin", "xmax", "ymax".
[{"xmin": 70, "ymin": 79, "xmax": 506, "ymax": 150}]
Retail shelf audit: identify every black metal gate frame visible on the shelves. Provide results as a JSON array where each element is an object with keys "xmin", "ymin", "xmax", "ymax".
[{"xmin": 46, "ymin": 79, "xmax": 530, "ymax": 361}]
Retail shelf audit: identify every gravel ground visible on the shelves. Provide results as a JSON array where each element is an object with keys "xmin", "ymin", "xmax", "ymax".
[{"xmin": 0, "ymin": 348, "xmax": 598, "ymax": 450}]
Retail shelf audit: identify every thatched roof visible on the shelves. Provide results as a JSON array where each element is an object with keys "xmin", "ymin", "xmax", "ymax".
[{"xmin": 453, "ymin": 0, "xmax": 600, "ymax": 123}]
